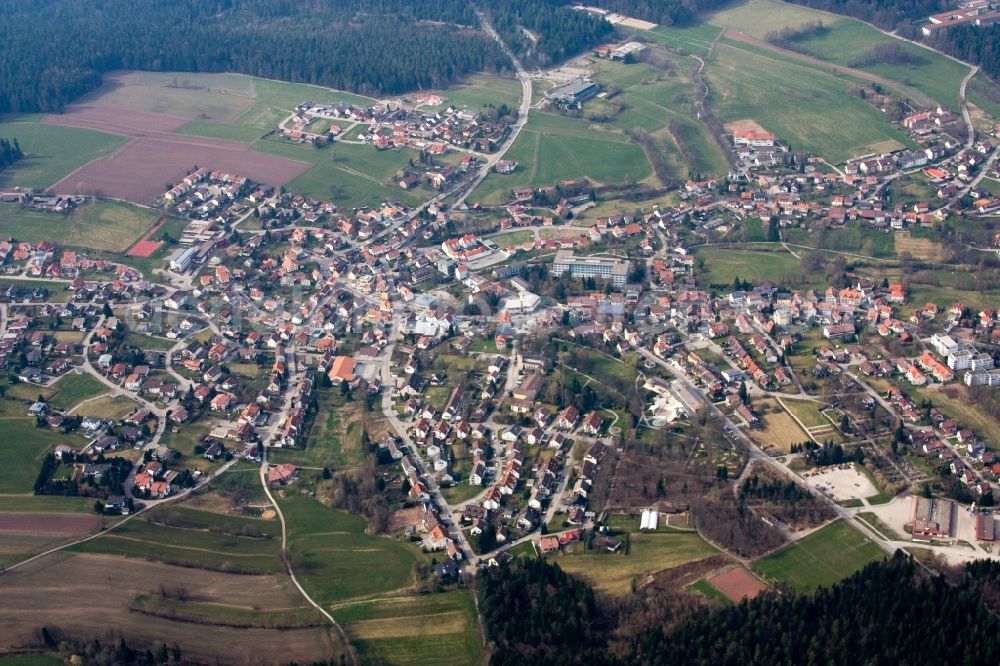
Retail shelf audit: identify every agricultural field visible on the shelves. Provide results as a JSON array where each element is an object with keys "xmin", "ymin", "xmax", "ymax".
[
  {"xmin": 0, "ymin": 551, "xmax": 341, "ymax": 663},
  {"xmin": 0, "ymin": 117, "xmax": 125, "ymax": 191},
  {"xmin": 173, "ymin": 74, "xmax": 374, "ymax": 142},
  {"xmin": 707, "ymin": 0, "xmax": 973, "ymax": 110},
  {"xmin": 47, "ymin": 372, "xmax": 108, "ymax": 411},
  {"xmin": 752, "ymin": 520, "xmax": 885, "ymax": 592},
  {"xmin": 552, "ymin": 530, "xmax": 719, "ymax": 596},
  {"xmin": 706, "ymin": 41, "xmax": 913, "ymax": 163},
  {"xmin": 71, "ymin": 509, "xmax": 283, "ymax": 574},
  {"xmin": 472, "ymin": 111, "xmax": 652, "ymax": 204},
  {"xmin": 331, "ymin": 591, "xmax": 482, "ymax": 666},
  {"xmin": 0, "ymin": 199, "xmax": 160, "ymax": 252},
  {"xmin": 0, "ymin": 495, "xmax": 98, "ymax": 514}
]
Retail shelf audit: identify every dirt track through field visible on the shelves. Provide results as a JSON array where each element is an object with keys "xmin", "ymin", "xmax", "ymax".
[
  {"xmin": 722, "ymin": 31, "xmax": 937, "ymax": 107},
  {"xmin": 0, "ymin": 512, "xmax": 100, "ymax": 533},
  {"xmin": 45, "ymin": 105, "xmax": 311, "ymax": 203}
]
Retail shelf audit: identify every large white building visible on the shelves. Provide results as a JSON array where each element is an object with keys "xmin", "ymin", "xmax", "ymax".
[
  {"xmin": 552, "ymin": 250, "xmax": 630, "ymax": 287},
  {"xmin": 965, "ymin": 368, "xmax": 1000, "ymax": 387},
  {"xmin": 947, "ymin": 348, "xmax": 994, "ymax": 371}
]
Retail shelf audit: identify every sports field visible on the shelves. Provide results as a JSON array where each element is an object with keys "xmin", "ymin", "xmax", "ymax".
[{"xmin": 752, "ymin": 520, "xmax": 885, "ymax": 592}]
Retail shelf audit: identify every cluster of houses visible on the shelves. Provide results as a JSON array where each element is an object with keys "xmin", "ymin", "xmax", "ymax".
[{"xmin": 348, "ymin": 100, "xmax": 510, "ymax": 154}]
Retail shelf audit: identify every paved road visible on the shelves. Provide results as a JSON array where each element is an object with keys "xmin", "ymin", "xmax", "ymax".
[{"xmin": 451, "ymin": 9, "xmax": 533, "ymax": 209}]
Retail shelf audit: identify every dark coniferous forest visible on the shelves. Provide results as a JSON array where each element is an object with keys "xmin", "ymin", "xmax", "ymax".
[
  {"xmin": 479, "ymin": 554, "xmax": 1000, "ymax": 666},
  {"xmin": 0, "ymin": 0, "xmax": 511, "ymax": 113},
  {"xmin": 0, "ymin": 138, "xmax": 23, "ymax": 171}
]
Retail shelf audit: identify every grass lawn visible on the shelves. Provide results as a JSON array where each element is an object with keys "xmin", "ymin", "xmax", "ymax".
[
  {"xmin": 752, "ymin": 520, "xmax": 885, "ymax": 592},
  {"xmin": 0, "ymin": 494, "xmax": 98, "ymax": 513},
  {"xmin": 695, "ymin": 246, "xmax": 815, "ymax": 289},
  {"xmin": 0, "ymin": 413, "xmax": 88, "ymax": 493},
  {"xmin": 0, "ymin": 199, "xmax": 160, "ymax": 252},
  {"xmin": 125, "ymin": 332, "xmax": 178, "ymax": 352},
  {"xmin": 0, "ymin": 117, "xmax": 126, "ymax": 190},
  {"xmin": 269, "ymin": 390, "xmax": 365, "ymax": 470},
  {"xmin": 782, "ymin": 399, "xmax": 831, "ymax": 429},
  {"xmin": 47, "ymin": 372, "xmax": 108, "ymax": 411},
  {"xmin": 428, "ymin": 73, "xmax": 523, "ymax": 112},
  {"xmin": 158, "ymin": 421, "xmax": 223, "ymax": 474},
  {"xmin": 331, "ymin": 591, "xmax": 482, "ymax": 666},
  {"xmin": 76, "ymin": 394, "xmax": 142, "ymax": 420},
  {"xmin": 705, "ymin": 40, "xmax": 913, "ymax": 163},
  {"xmin": 552, "ymin": 530, "xmax": 718, "ymax": 596},
  {"xmin": 644, "ymin": 23, "xmax": 724, "ymax": 56},
  {"xmin": 71, "ymin": 513, "xmax": 283, "ymax": 574},
  {"xmin": 280, "ymin": 495, "xmax": 428, "ymax": 605}
]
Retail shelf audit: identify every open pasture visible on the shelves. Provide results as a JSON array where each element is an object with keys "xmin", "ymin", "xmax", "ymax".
[
  {"xmin": 0, "ymin": 118, "xmax": 125, "ymax": 191},
  {"xmin": 0, "ymin": 199, "xmax": 160, "ymax": 252},
  {"xmin": 474, "ymin": 111, "xmax": 651, "ymax": 203},
  {"xmin": 552, "ymin": 530, "xmax": 719, "ymax": 596},
  {"xmin": 706, "ymin": 41, "xmax": 912, "ymax": 163},
  {"xmin": 281, "ymin": 496, "xmax": 426, "ymax": 605},
  {"xmin": 332, "ymin": 591, "xmax": 482, "ymax": 666}
]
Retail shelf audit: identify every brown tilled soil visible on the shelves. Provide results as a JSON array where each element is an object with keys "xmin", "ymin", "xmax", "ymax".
[
  {"xmin": 708, "ymin": 566, "xmax": 768, "ymax": 602},
  {"xmin": 45, "ymin": 105, "xmax": 311, "ymax": 203},
  {"xmin": 0, "ymin": 552, "xmax": 339, "ymax": 663},
  {"xmin": 0, "ymin": 513, "xmax": 100, "ymax": 534}
]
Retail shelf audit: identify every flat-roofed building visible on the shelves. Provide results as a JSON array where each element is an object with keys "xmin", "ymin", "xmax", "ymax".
[
  {"xmin": 552, "ymin": 250, "xmax": 630, "ymax": 287},
  {"xmin": 911, "ymin": 496, "xmax": 955, "ymax": 542}
]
